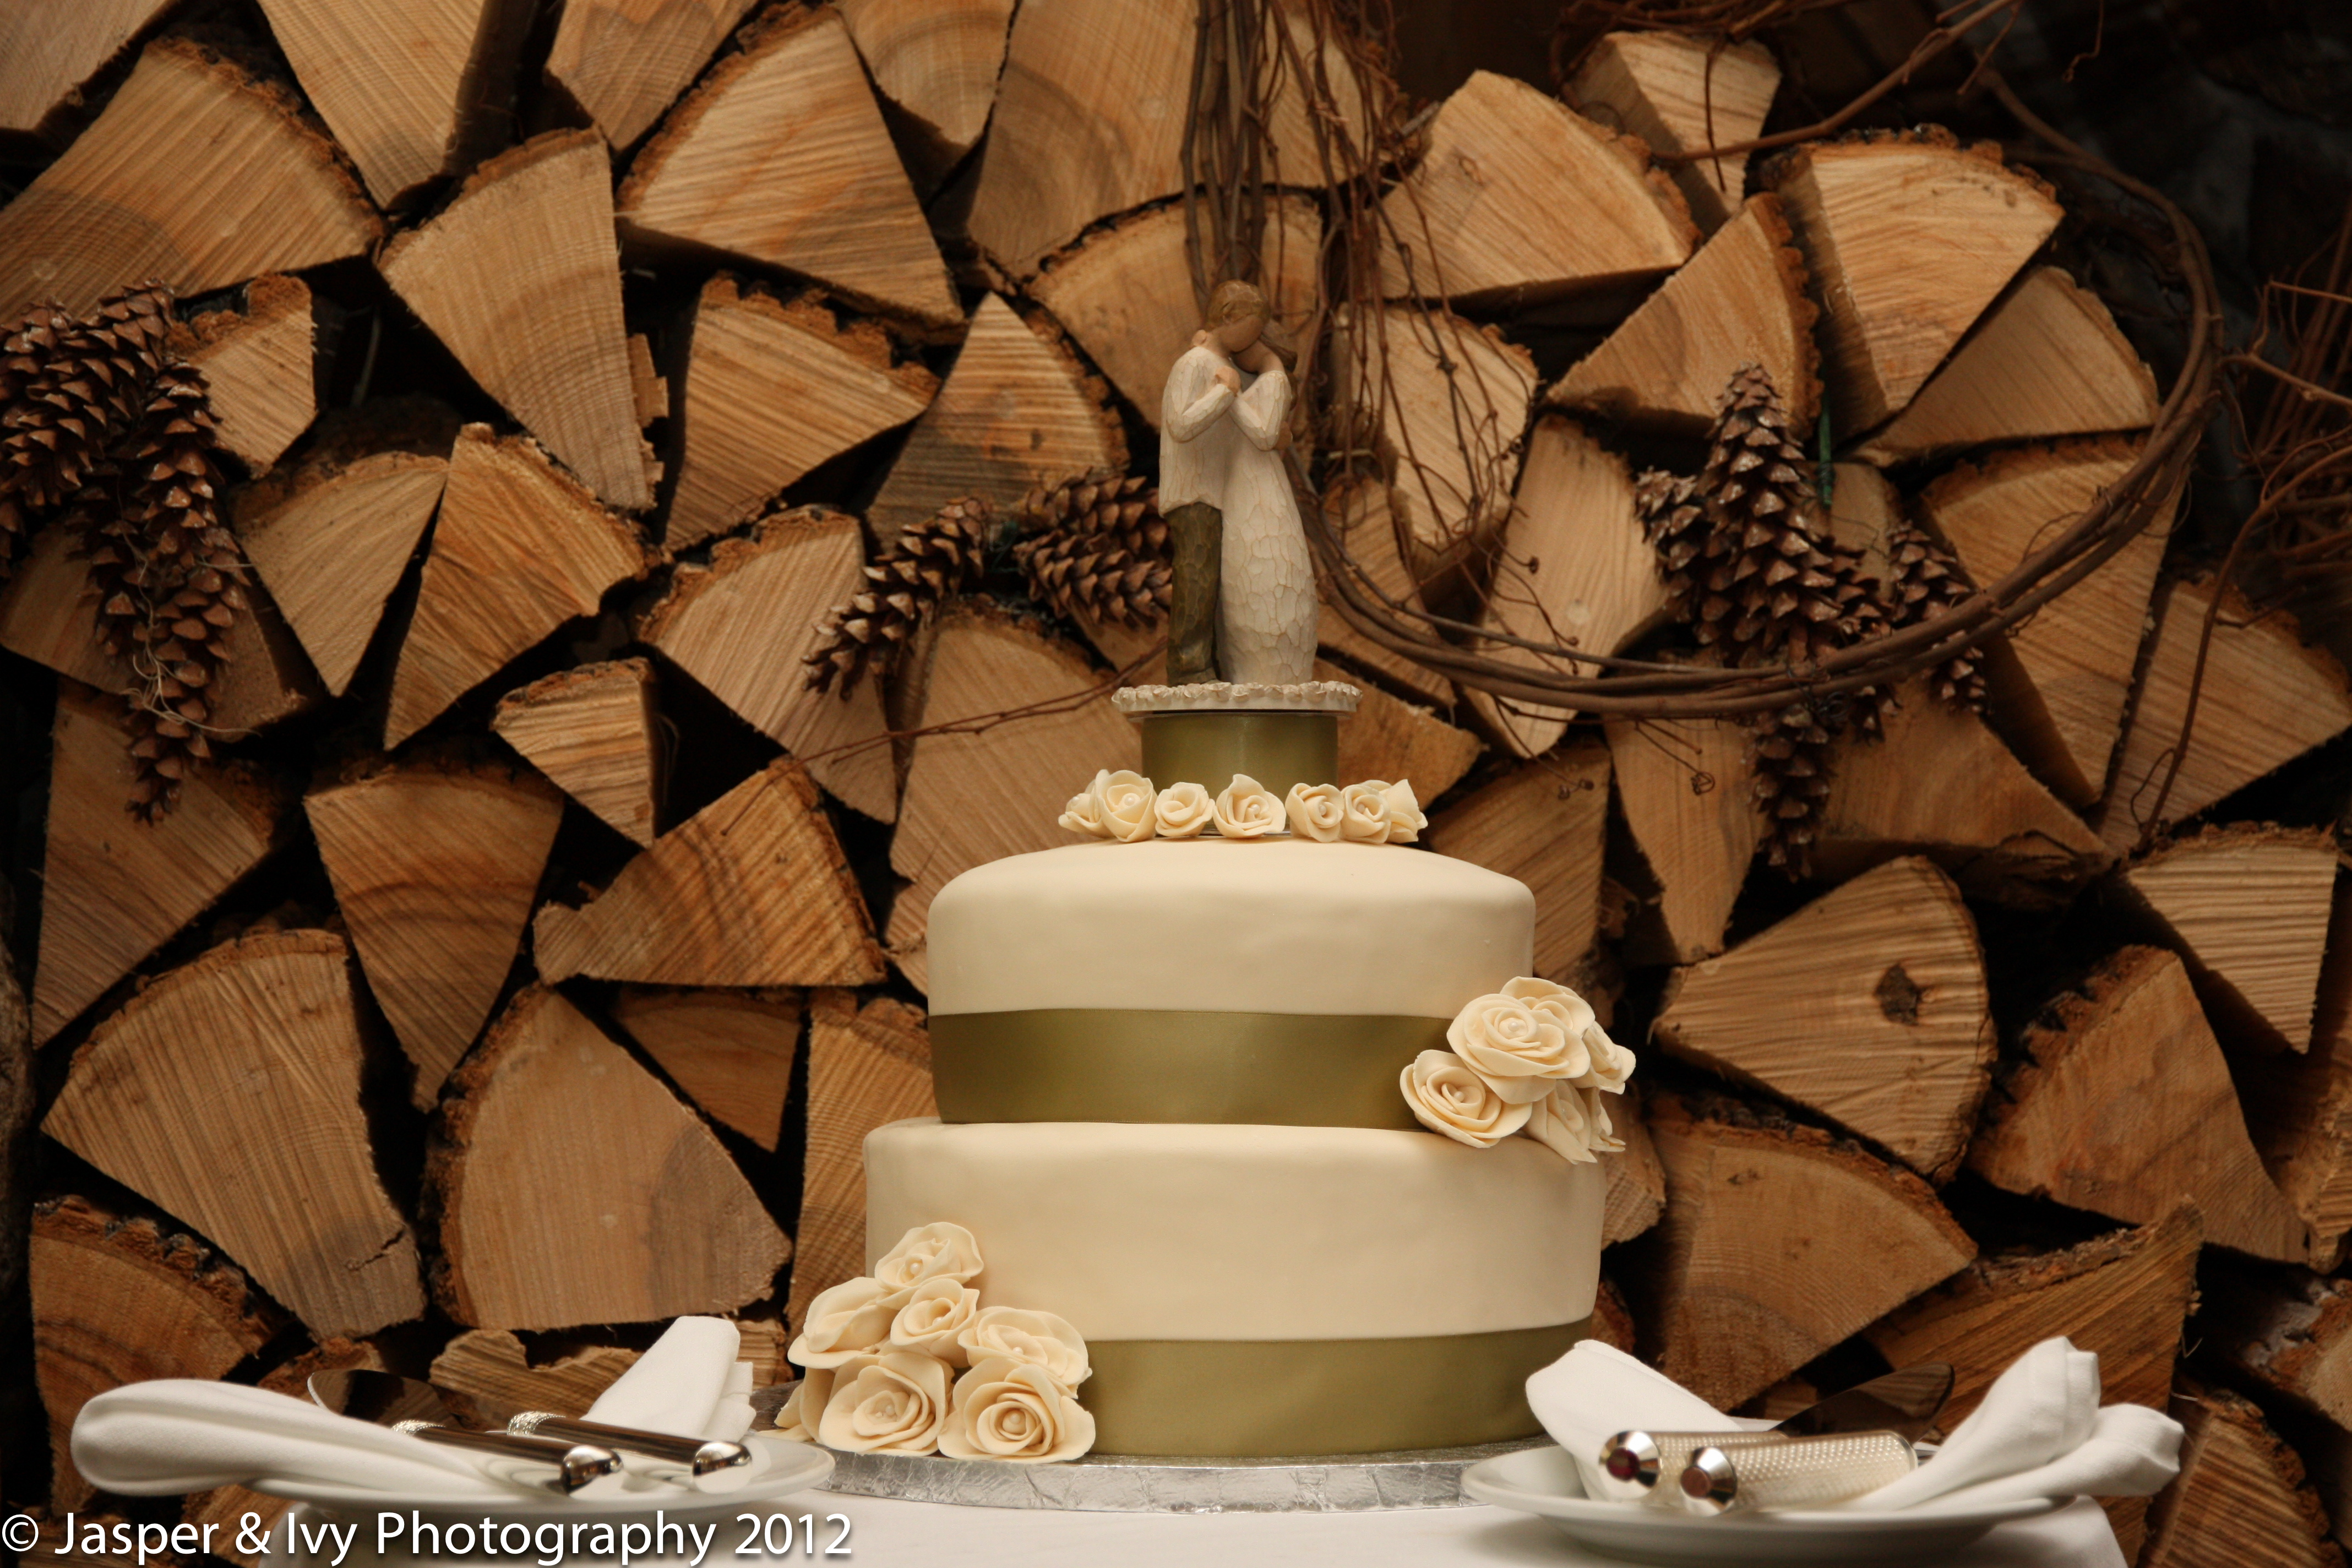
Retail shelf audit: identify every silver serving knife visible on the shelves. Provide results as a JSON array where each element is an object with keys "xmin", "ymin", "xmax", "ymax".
[
  {"xmin": 327, "ymin": 1370, "xmax": 753, "ymax": 1485},
  {"xmin": 1594, "ymin": 1362, "xmax": 1953, "ymax": 1501},
  {"xmin": 308, "ymin": 1369, "xmax": 622, "ymax": 1494}
]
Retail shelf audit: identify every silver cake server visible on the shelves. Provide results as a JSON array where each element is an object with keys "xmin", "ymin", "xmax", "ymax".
[
  {"xmin": 308, "ymin": 1369, "xmax": 622, "ymax": 1494},
  {"xmin": 1594, "ymin": 1362, "xmax": 1953, "ymax": 1502},
  {"xmin": 325, "ymin": 1370, "xmax": 753, "ymax": 1487}
]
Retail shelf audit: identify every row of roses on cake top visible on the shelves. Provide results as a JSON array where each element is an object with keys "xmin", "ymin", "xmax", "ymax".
[
  {"xmin": 1408, "ymin": 977, "xmax": 1636, "ymax": 1162},
  {"xmin": 776, "ymin": 1221, "xmax": 1094, "ymax": 1463},
  {"xmin": 1059, "ymin": 769, "xmax": 1427, "ymax": 843}
]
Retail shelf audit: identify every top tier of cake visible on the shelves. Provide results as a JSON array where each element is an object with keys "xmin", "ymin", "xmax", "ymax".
[{"xmin": 926, "ymin": 837, "xmax": 1536, "ymax": 1019}]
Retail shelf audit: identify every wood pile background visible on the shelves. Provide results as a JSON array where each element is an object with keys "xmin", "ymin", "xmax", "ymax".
[{"xmin": 2, "ymin": 2, "xmax": 2351, "ymax": 1564}]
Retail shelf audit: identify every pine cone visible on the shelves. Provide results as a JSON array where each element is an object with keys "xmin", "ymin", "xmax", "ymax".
[
  {"xmin": 1881, "ymin": 519, "xmax": 1987, "ymax": 711},
  {"xmin": 0, "ymin": 284, "xmax": 173, "ymax": 552},
  {"xmin": 1750, "ymin": 698, "xmax": 1837, "ymax": 876},
  {"xmin": 109, "ymin": 361, "xmax": 243, "ymax": 821},
  {"xmin": 1009, "ymin": 469, "xmax": 1170, "ymax": 629},
  {"xmin": 803, "ymin": 497, "xmax": 995, "ymax": 698},
  {"xmin": 1635, "ymin": 467, "xmax": 1706, "ymax": 620}
]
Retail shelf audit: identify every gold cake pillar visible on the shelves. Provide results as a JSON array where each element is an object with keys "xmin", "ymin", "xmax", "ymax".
[{"xmin": 1114, "ymin": 680, "xmax": 1361, "ymax": 798}]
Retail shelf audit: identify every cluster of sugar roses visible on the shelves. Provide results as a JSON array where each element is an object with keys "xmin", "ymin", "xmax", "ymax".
[
  {"xmin": 1058, "ymin": 770, "xmax": 1426, "ymax": 843},
  {"xmin": 1402, "ymin": 978, "xmax": 1636, "ymax": 1162},
  {"xmin": 775, "ymin": 1222, "xmax": 1093, "ymax": 1463}
]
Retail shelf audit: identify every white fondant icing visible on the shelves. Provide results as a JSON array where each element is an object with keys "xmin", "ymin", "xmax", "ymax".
[
  {"xmin": 926, "ymin": 839, "xmax": 1535, "ymax": 1017},
  {"xmin": 865, "ymin": 1119, "xmax": 1603, "ymax": 1341}
]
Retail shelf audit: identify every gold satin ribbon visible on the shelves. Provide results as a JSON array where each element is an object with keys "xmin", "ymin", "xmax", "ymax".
[
  {"xmin": 1139, "ymin": 712, "xmax": 1339, "ymax": 802},
  {"xmin": 930, "ymin": 1009, "xmax": 1447, "ymax": 1129},
  {"xmin": 1080, "ymin": 1320, "xmax": 1590, "ymax": 1457}
]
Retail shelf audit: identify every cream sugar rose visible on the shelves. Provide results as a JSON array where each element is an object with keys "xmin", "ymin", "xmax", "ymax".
[{"xmin": 778, "ymin": 1222, "xmax": 1096, "ymax": 1463}]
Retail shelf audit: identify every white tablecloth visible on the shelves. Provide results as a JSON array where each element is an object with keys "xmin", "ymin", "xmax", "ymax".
[{"xmin": 774, "ymin": 1489, "xmax": 2128, "ymax": 1567}]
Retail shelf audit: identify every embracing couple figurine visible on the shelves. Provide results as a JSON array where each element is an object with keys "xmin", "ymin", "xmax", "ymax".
[{"xmin": 1158, "ymin": 280, "xmax": 1316, "ymax": 688}]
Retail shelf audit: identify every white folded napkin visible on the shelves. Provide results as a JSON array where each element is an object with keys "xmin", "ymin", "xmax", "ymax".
[
  {"xmin": 586, "ymin": 1316, "xmax": 750, "ymax": 1440},
  {"xmin": 1848, "ymin": 1340, "xmax": 2180, "ymax": 1511},
  {"xmin": 1524, "ymin": 1335, "xmax": 2181, "ymax": 1513},
  {"xmin": 72, "ymin": 1380, "xmax": 519, "ymax": 1499}
]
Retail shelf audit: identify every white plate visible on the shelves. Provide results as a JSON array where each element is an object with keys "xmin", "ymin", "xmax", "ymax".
[
  {"xmin": 1460, "ymin": 1444, "xmax": 2063, "ymax": 1566},
  {"xmin": 251, "ymin": 1435, "xmax": 834, "ymax": 1518}
]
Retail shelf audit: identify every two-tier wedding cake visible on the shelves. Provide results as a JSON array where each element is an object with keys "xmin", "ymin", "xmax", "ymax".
[{"xmin": 856, "ymin": 684, "xmax": 1625, "ymax": 1458}]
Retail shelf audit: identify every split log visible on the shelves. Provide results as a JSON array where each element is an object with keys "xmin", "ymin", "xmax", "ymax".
[
  {"xmin": 380, "ymin": 130, "xmax": 655, "ymax": 509},
  {"xmin": 32, "ymin": 1196, "xmax": 278, "ymax": 1511},
  {"xmin": 254, "ymin": 0, "xmax": 527, "ymax": 206},
  {"xmin": 42, "ymin": 929, "xmax": 427, "ymax": 1335},
  {"xmin": 1377, "ymin": 70, "xmax": 1694, "ymax": 304},
  {"xmin": 0, "ymin": 513, "xmax": 323, "ymax": 735},
  {"xmin": 616, "ymin": 6, "xmax": 959, "ymax": 329},
  {"xmin": 1468, "ymin": 416, "xmax": 1666, "ymax": 756},
  {"xmin": 665, "ymin": 277, "xmax": 937, "ymax": 549},
  {"xmin": 1592, "ymin": 1278, "xmax": 1637, "ymax": 1353},
  {"xmin": 1653, "ymin": 856, "xmax": 1995, "ymax": 1180},
  {"xmin": 1547, "ymin": 195, "xmax": 1819, "ymax": 432},
  {"xmin": 184, "ymin": 1341, "xmax": 388, "ymax": 1568},
  {"xmin": 638, "ymin": 506, "xmax": 897, "ymax": 823},
  {"xmin": 1602, "ymin": 1088, "xmax": 1667, "ymax": 1248},
  {"xmin": 2204, "ymin": 1264, "xmax": 2352, "ymax": 1431},
  {"xmin": 429, "ymin": 986, "xmax": 792, "ymax": 1330},
  {"xmin": 1919, "ymin": 439, "xmax": 2175, "ymax": 807},
  {"xmin": 1316, "ymin": 480, "xmax": 1454, "ymax": 707},
  {"xmin": 1565, "ymin": 31, "xmax": 1781, "ymax": 233},
  {"xmin": 1030, "ymin": 198, "xmax": 1322, "ymax": 428},
  {"xmin": 491, "ymin": 660, "xmax": 665, "ymax": 846},
  {"xmin": 611, "ymin": 986, "xmax": 803, "ymax": 1152},
  {"xmin": 547, "ymin": 0, "xmax": 759, "ymax": 151},
  {"xmin": 1428, "ymin": 743, "xmax": 1612, "ymax": 985},
  {"xmin": 1329, "ymin": 305, "xmax": 1539, "ymax": 586},
  {"xmin": 2142, "ymin": 1380, "xmax": 2342, "ymax": 1568},
  {"xmin": 306, "ymin": 753, "xmax": 564, "ymax": 1107},
  {"xmin": 1767, "ymin": 129, "xmax": 2064, "ymax": 433},
  {"xmin": 0, "ymin": 37, "xmax": 380, "ymax": 317},
  {"xmin": 1605, "ymin": 715, "xmax": 1758, "ymax": 964},
  {"xmin": 884, "ymin": 609, "xmax": 1137, "ymax": 990},
  {"xmin": 1817, "ymin": 676, "xmax": 2110, "ymax": 908},
  {"xmin": 1637, "ymin": 1095, "xmax": 1976, "ymax": 1409},
  {"xmin": 2237, "ymin": 1023, "xmax": 2352, "ymax": 1272},
  {"xmin": 431, "ymin": 1328, "xmax": 640, "ymax": 1420},
  {"xmin": 384, "ymin": 424, "xmax": 654, "ymax": 748},
  {"xmin": 1854, "ymin": 266, "xmax": 2160, "ymax": 464},
  {"xmin": 1322, "ymin": 659, "xmax": 1482, "ymax": 804},
  {"xmin": 2122, "ymin": 826, "xmax": 2346, "ymax": 1052},
  {"xmin": 536, "ymin": 758, "xmax": 886, "ymax": 988},
  {"xmin": 836, "ymin": 0, "xmax": 1016, "ymax": 177},
  {"xmin": 236, "ymin": 445, "xmax": 449, "ymax": 698},
  {"xmin": 789, "ymin": 989, "xmax": 934, "ymax": 1331},
  {"xmin": 0, "ymin": 0, "xmax": 174, "ymax": 140},
  {"xmin": 866, "ymin": 294, "xmax": 1126, "ymax": 541},
  {"xmin": 166, "ymin": 274, "xmax": 315, "ymax": 473},
  {"xmin": 30, "ymin": 684, "xmax": 288, "ymax": 1045},
  {"xmin": 1971, "ymin": 945, "xmax": 2308, "ymax": 1262},
  {"xmin": 1865, "ymin": 1203, "xmax": 2201, "ymax": 1429},
  {"xmin": 2100, "ymin": 581, "xmax": 2352, "ymax": 853},
  {"xmin": 1822, "ymin": 459, "xmax": 1903, "ymax": 578}
]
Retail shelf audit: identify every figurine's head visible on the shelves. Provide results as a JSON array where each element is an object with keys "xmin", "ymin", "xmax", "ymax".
[{"xmin": 1206, "ymin": 280, "xmax": 1270, "ymax": 353}]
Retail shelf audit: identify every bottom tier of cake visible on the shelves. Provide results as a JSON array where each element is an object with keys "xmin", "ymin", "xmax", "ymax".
[{"xmin": 864, "ymin": 1118, "xmax": 1602, "ymax": 1456}]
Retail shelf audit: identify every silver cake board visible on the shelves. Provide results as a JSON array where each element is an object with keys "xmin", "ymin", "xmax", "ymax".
[{"xmin": 817, "ymin": 1437, "xmax": 1550, "ymax": 1513}]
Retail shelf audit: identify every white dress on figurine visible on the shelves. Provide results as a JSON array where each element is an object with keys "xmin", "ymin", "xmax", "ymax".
[{"xmin": 1159, "ymin": 344, "xmax": 1316, "ymax": 685}]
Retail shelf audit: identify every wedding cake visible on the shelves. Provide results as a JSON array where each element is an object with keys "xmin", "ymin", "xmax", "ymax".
[{"xmin": 858, "ymin": 688, "xmax": 1625, "ymax": 1458}]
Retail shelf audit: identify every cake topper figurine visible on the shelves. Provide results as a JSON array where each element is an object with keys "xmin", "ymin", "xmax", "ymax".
[{"xmin": 1158, "ymin": 280, "xmax": 1316, "ymax": 687}]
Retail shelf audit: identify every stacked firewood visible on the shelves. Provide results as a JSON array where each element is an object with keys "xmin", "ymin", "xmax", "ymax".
[{"xmin": 2, "ymin": 6, "xmax": 2350, "ymax": 1565}]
